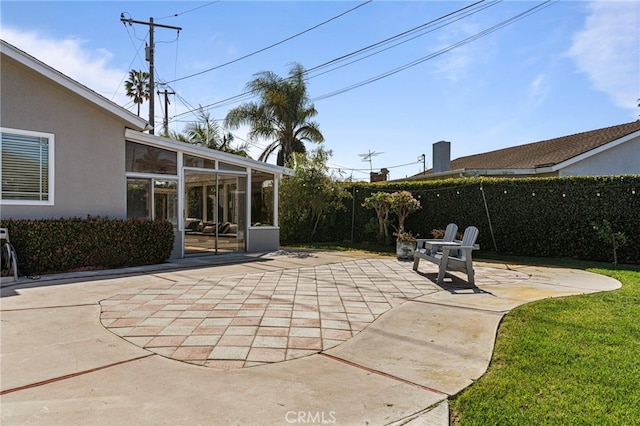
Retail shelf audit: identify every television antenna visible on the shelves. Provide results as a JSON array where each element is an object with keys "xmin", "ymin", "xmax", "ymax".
[{"xmin": 358, "ymin": 150, "xmax": 383, "ymax": 172}]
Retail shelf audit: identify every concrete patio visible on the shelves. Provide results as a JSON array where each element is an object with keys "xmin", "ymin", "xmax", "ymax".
[{"xmin": 0, "ymin": 250, "xmax": 621, "ymax": 425}]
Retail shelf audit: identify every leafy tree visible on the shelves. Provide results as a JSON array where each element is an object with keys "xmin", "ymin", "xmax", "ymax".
[
  {"xmin": 362, "ymin": 190, "xmax": 421, "ymax": 243},
  {"xmin": 279, "ymin": 148, "xmax": 350, "ymax": 242},
  {"xmin": 389, "ymin": 190, "xmax": 421, "ymax": 233},
  {"xmin": 362, "ymin": 191, "xmax": 393, "ymax": 243},
  {"xmin": 170, "ymin": 108, "xmax": 249, "ymax": 157},
  {"xmin": 224, "ymin": 63, "xmax": 324, "ymax": 166},
  {"xmin": 124, "ymin": 70, "xmax": 150, "ymax": 116}
]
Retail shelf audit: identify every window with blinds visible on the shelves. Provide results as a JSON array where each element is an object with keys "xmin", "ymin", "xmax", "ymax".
[{"xmin": 1, "ymin": 129, "xmax": 53, "ymax": 203}]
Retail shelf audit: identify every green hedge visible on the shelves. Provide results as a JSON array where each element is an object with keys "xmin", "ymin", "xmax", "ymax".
[
  {"xmin": 0, "ymin": 217, "xmax": 175, "ymax": 275},
  {"xmin": 282, "ymin": 176, "xmax": 640, "ymax": 264}
]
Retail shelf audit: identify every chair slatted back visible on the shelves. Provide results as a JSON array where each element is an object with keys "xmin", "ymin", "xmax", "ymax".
[
  {"xmin": 443, "ymin": 223, "xmax": 458, "ymax": 242},
  {"xmin": 457, "ymin": 226, "xmax": 479, "ymax": 260}
]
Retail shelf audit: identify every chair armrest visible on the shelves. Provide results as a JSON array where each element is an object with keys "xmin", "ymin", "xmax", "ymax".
[
  {"xmin": 442, "ymin": 244, "xmax": 478, "ymax": 259},
  {"xmin": 417, "ymin": 238, "xmax": 449, "ymax": 244},
  {"xmin": 456, "ymin": 244, "xmax": 479, "ymax": 250},
  {"xmin": 417, "ymin": 239, "xmax": 460, "ymax": 250}
]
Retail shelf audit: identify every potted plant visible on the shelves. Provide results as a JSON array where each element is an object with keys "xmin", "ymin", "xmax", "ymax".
[
  {"xmin": 394, "ymin": 229, "xmax": 418, "ymax": 260},
  {"xmin": 389, "ymin": 191, "xmax": 421, "ymax": 260}
]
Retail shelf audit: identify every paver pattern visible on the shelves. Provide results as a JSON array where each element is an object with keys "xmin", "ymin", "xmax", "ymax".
[{"xmin": 100, "ymin": 258, "xmax": 529, "ymax": 368}]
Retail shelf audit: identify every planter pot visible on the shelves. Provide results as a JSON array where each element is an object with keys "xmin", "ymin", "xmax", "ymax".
[{"xmin": 396, "ymin": 239, "xmax": 416, "ymax": 261}]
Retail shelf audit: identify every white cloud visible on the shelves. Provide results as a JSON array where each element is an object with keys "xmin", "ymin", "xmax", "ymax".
[
  {"xmin": 568, "ymin": 1, "xmax": 640, "ymax": 111},
  {"xmin": 432, "ymin": 21, "xmax": 486, "ymax": 83},
  {"xmin": 527, "ymin": 74, "xmax": 548, "ymax": 107},
  {"xmin": 1, "ymin": 27, "xmax": 133, "ymax": 110}
]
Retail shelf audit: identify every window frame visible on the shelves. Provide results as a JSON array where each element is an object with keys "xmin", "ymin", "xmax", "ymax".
[
  {"xmin": 126, "ymin": 173, "xmax": 179, "ymax": 228},
  {"xmin": 250, "ymin": 169, "xmax": 276, "ymax": 227},
  {"xmin": 1, "ymin": 127, "xmax": 55, "ymax": 206},
  {"xmin": 126, "ymin": 140, "xmax": 177, "ymax": 175}
]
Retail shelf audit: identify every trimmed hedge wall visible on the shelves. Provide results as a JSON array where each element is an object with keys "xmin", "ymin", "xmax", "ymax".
[
  {"xmin": 282, "ymin": 176, "xmax": 639, "ymax": 264},
  {"xmin": 0, "ymin": 217, "xmax": 175, "ymax": 275}
]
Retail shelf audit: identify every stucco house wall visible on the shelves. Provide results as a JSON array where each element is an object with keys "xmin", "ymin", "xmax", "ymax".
[
  {"xmin": 1, "ymin": 51, "xmax": 140, "ymax": 220},
  {"xmin": 560, "ymin": 136, "xmax": 640, "ymax": 177}
]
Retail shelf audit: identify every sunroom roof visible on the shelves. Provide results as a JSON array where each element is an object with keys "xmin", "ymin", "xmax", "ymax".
[{"xmin": 125, "ymin": 129, "xmax": 294, "ymax": 176}]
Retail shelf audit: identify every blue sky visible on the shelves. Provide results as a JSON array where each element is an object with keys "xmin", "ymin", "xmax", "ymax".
[{"xmin": 2, "ymin": 1, "xmax": 638, "ymax": 180}]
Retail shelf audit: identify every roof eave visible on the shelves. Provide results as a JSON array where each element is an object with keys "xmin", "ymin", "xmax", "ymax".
[
  {"xmin": 400, "ymin": 167, "xmax": 560, "ymax": 181},
  {"xmin": 468, "ymin": 168, "xmax": 552, "ymax": 176},
  {"xmin": 550, "ymin": 129, "xmax": 640, "ymax": 171},
  {"xmin": 125, "ymin": 129, "xmax": 294, "ymax": 176},
  {"xmin": 395, "ymin": 168, "xmax": 468, "ymax": 181}
]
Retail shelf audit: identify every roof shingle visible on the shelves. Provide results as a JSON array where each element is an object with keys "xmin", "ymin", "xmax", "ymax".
[{"xmin": 449, "ymin": 121, "xmax": 640, "ymax": 170}]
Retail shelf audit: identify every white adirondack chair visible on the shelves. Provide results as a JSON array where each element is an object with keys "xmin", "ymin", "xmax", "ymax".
[
  {"xmin": 413, "ymin": 225, "xmax": 479, "ymax": 285},
  {"xmin": 413, "ymin": 223, "xmax": 458, "ymax": 261}
]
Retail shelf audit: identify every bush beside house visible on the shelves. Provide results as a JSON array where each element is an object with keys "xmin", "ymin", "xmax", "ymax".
[{"xmin": 0, "ymin": 217, "xmax": 174, "ymax": 275}]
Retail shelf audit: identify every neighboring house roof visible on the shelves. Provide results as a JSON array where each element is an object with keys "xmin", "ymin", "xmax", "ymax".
[
  {"xmin": 408, "ymin": 121, "xmax": 640, "ymax": 180},
  {"xmin": 1, "ymin": 39, "xmax": 148, "ymax": 131}
]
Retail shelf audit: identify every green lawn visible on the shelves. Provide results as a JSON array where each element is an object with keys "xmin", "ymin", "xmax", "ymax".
[{"xmin": 450, "ymin": 267, "xmax": 640, "ymax": 425}]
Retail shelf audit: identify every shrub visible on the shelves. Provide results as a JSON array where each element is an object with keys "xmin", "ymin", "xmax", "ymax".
[
  {"xmin": 279, "ymin": 149, "xmax": 352, "ymax": 242},
  {"xmin": 306, "ymin": 176, "xmax": 640, "ymax": 264},
  {"xmin": 431, "ymin": 229, "xmax": 463, "ymax": 240},
  {"xmin": 0, "ymin": 216, "xmax": 174, "ymax": 275}
]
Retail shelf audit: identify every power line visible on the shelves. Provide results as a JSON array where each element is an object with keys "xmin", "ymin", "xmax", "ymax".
[
  {"xmin": 304, "ymin": 0, "xmax": 501, "ymax": 81},
  {"xmin": 312, "ymin": 0, "xmax": 557, "ymax": 101},
  {"xmin": 168, "ymin": 0, "xmax": 494, "ymax": 121},
  {"xmin": 167, "ymin": 1, "xmax": 557, "ymax": 130},
  {"xmin": 164, "ymin": 0, "xmax": 373, "ymax": 85},
  {"xmin": 327, "ymin": 159, "xmax": 423, "ymax": 174},
  {"xmin": 305, "ymin": 0, "xmax": 490, "ymax": 77},
  {"xmin": 113, "ymin": 18, "xmax": 149, "ymax": 102},
  {"xmin": 385, "ymin": 160, "xmax": 424, "ymax": 170},
  {"xmin": 156, "ymin": 1, "xmax": 220, "ymax": 21}
]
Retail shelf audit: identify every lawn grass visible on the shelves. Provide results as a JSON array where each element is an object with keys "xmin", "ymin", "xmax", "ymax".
[
  {"xmin": 450, "ymin": 267, "xmax": 640, "ymax": 425},
  {"xmin": 282, "ymin": 241, "xmax": 396, "ymax": 255}
]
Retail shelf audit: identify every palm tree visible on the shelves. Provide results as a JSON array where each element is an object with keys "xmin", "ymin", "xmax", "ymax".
[
  {"xmin": 124, "ymin": 70, "xmax": 150, "ymax": 116},
  {"xmin": 224, "ymin": 63, "xmax": 324, "ymax": 166},
  {"xmin": 170, "ymin": 108, "xmax": 250, "ymax": 157}
]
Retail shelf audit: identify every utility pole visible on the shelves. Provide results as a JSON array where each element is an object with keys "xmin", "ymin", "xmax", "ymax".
[
  {"xmin": 120, "ymin": 14, "xmax": 181, "ymax": 134},
  {"xmin": 418, "ymin": 153, "xmax": 426, "ymax": 173},
  {"xmin": 159, "ymin": 88, "xmax": 175, "ymax": 136}
]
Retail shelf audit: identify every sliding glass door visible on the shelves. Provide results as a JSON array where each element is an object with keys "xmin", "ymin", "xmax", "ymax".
[{"xmin": 184, "ymin": 170, "xmax": 246, "ymax": 255}]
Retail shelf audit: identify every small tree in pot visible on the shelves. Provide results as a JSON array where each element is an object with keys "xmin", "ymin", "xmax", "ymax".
[{"xmin": 389, "ymin": 191, "xmax": 421, "ymax": 260}]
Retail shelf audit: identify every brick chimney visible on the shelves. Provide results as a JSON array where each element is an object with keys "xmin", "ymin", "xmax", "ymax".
[{"xmin": 370, "ymin": 168, "xmax": 389, "ymax": 182}]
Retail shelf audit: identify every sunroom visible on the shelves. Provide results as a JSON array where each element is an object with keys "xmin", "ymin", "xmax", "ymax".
[{"xmin": 124, "ymin": 129, "xmax": 292, "ymax": 258}]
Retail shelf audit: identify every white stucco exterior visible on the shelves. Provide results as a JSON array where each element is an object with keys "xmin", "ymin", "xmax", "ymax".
[{"xmin": 559, "ymin": 136, "xmax": 640, "ymax": 176}]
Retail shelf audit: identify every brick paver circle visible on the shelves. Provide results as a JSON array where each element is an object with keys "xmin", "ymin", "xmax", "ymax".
[{"xmin": 100, "ymin": 258, "xmax": 529, "ymax": 369}]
